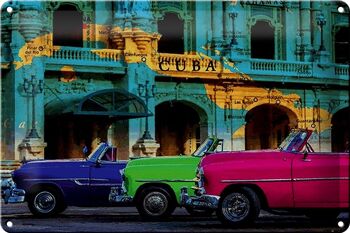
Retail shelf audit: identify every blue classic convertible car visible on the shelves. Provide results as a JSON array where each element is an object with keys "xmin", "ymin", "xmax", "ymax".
[{"xmin": 1, "ymin": 143, "xmax": 126, "ymax": 216}]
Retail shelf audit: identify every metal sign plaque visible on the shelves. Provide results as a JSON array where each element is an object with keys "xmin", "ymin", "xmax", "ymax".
[{"xmin": 0, "ymin": 0, "xmax": 349, "ymax": 232}]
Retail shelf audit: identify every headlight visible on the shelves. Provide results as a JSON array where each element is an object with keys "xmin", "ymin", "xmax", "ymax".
[{"xmin": 1, "ymin": 178, "xmax": 15, "ymax": 189}]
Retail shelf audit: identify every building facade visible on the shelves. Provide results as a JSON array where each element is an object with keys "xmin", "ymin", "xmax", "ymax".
[{"xmin": 1, "ymin": 1, "xmax": 349, "ymax": 164}]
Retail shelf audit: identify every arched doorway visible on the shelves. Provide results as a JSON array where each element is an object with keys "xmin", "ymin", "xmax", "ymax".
[
  {"xmin": 245, "ymin": 104, "xmax": 297, "ymax": 150},
  {"xmin": 44, "ymin": 89, "xmax": 150, "ymax": 159},
  {"xmin": 53, "ymin": 4, "xmax": 83, "ymax": 47},
  {"xmin": 158, "ymin": 13, "xmax": 184, "ymax": 54},
  {"xmin": 45, "ymin": 115, "xmax": 110, "ymax": 159},
  {"xmin": 331, "ymin": 107, "xmax": 349, "ymax": 152},
  {"xmin": 251, "ymin": 20, "xmax": 275, "ymax": 59},
  {"xmin": 155, "ymin": 101, "xmax": 206, "ymax": 156}
]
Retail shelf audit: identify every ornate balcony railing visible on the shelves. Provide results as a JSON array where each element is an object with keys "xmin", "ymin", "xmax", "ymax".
[
  {"xmin": 43, "ymin": 47, "xmax": 348, "ymax": 82},
  {"xmin": 249, "ymin": 59, "xmax": 312, "ymax": 77},
  {"xmin": 334, "ymin": 64, "xmax": 349, "ymax": 78},
  {"xmin": 45, "ymin": 46, "xmax": 125, "ymax": 73},
  {"xmin": 48, "ymin": 46, "xmax": 123, "ymax": 62}
]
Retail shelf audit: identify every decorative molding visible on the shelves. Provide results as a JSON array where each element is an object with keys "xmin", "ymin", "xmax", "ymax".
[
  {"xmin": 53, "ymin": 80, "xmax": 96, "ymax": 94},
  {"xmin": 154, "ymin": 89, "xmax": 213, "ymax": 117},
  {"xmin": 19, "ymin": 10, "xmax": 43, "ymax": 42}
]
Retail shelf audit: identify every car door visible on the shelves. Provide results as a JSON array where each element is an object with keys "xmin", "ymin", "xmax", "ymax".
[
  {"xmin": 292, "ymin": 152, "xmax": 349, "ymax": 208},
  {"xmin": 89, "ymin": 147, "xmax": 126, "ymax": 205}
]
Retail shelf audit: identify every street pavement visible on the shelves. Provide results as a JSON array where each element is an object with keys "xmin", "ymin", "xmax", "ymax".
[{"xmin": 1, "ymin": 203, "xmax": 349, "ymax": 232}]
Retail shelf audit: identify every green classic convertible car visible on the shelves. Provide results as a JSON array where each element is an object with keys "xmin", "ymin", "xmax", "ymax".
[{"xmin": 109, "ymin": 137, "xmax": 223, "ymax": 218}]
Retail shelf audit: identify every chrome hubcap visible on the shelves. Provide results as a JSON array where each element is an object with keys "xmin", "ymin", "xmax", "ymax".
[
  {"xmin": 34, "ymin": 191, "xmax": 56, "ymax": 214},
  {"xmin": 143, "ymin": 191, "xmax": 168, "ymax": 216},
  {"xmin": 222, "ymin": 192, "xmax": 250, "ymax": 222}
]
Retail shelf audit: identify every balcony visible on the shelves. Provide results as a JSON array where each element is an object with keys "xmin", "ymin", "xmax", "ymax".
[
  {"xmin": 43, "ymin": 47, "xmax": 349, "ymax": 84},
  {"xmin": 334, "ymin": 64, "xmax": 349, "ymax": 80},
  {"xmin": 45, "ymin": 46, "xmax": 126, "ymax": 74},
  {"xmin": 236, "ymin": 58, "xmax": 349, "ymax": 85},
  {"xmin": 249, "ymin": 59, "xmax": 312, "ymax": 77}
]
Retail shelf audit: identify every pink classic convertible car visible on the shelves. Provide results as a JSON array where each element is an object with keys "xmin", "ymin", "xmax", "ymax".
[{"xmin": 181, "ymin": 129, "xmax": 349, "ymax": 225}]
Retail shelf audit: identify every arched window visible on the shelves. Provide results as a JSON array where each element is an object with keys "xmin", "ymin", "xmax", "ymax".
[
  {"xmin": 158, "ymin": 13, "xmax": 184, "ymax": 54},
  {"xmin": 53, "ymin": 4, "xmax": 83, "ymax": 47},
  {"xmin": 335, "ymin": 27, "xmax": 350, "ymax": 64},
  {"xmin": 251, "ymin": 21, "xmax": 275, "ymax": 59}
]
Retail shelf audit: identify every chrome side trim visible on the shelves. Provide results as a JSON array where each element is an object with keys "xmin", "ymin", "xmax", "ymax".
[
  {"xmin": 135, "ymin": 179, "xmax": 195, "ymax": 183},
  {"xmin": 23, "ymin": 178, "xmax": 89, "ymax": 181},
  {"xmin": 24, "ymin": 178, "xmax": 116, "ymax": 186},
  {"xmin": 73, "ymin": 179, "xmax": 89, "ymax": 186},
  {"xmin": 90, "ymin": 179, "xmax": 110, "ymax": 182},
  {"xmin": 90, "ymin": 183, "xmax": 120, "ymax": 187},
  {"xmin": 24, "ymin": 178, "xmax": 109, "ymax": 182},
  {"xmin": 221, "ymin": 178, "xmax": 291, "ymax": 183},
  {"xmin": 292, "ymin": 177, "xmax": 349, "ymax": 181},
  {"xmin": 23, "ymin": 178, "xmax": 70, "ymax": 181},
  {"xmin": 221, "ymin": 177, "xmax": 349, "ymax": 183}
]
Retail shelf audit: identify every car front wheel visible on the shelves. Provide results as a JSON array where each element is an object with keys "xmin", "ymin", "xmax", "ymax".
[
  {"xmin": 136, "ymin": 187, "xmax": 175, "ymax": 218},
  {"xmin": 28, "ymin": 187, "xmax": 66, "ymax": 217},
  {"xmin": 217, "ymin": 187, "xmax": 260, "ymax": 226}
]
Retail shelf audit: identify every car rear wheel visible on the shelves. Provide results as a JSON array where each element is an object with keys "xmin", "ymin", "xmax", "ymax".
[
  {"xmin": 28, "ymin": 187, "xmax": 66, "ymax": 217},
  {"xmin": 217, "ymin": 187, "xmax": 260, "ymax": 226},
  {"xmin": 136, "ymin": 186, "xmax": 176, "ymax": 218}
]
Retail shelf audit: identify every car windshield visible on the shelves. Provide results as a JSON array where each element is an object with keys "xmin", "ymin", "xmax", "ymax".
[
  {"xmin": 279, "ymin": 130, "xmax": 308, "ymax": 152},
  {"xmin": 86, "ymin": 144, "xmax": 106, "ymax": 162},
  {"xmin": 192, "ymin": 138, "xmax": 214, "ymax": 157}
]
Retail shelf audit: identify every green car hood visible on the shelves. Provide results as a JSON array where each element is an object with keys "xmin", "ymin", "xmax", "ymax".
[{"xmin": 127, "ymin": 155, "xmax": 200, "ymax": 167}]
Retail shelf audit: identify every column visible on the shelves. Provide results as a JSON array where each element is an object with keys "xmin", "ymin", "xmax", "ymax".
[
  {"xmin": 94, "ymin": 1, "xmax": 113, "ymax": 48},
  {"xmin": 223, "ymin": 1, "xmax": 233, "ymax": 53},
  {"xmin": 285, "ymin": 3, "xmax": 299, "ymax": 61},
  {"xmin": 211, "ymin": 1, "xmax": 223, "ymax": 53},
  {"xmin": 132, "ymin": 0, "xmax": 153, "ymax": 33},
  {"xmin": 230, "ymin": 3, "xmax": 249, "ymax": 61},
  {"xmin": 195, "ymin": 1, "xmax": 211, "ymax": 54},
  {"xmin": 311, "ymin": 1, "xmax": 330, "ymax": 63},
  {"xmin": 300, "ymin": 0, "xmax": 313, "ymax": 61},
  {"xmin": 311, "ymin": 2, "xmax": 322, "ymax": 52}
]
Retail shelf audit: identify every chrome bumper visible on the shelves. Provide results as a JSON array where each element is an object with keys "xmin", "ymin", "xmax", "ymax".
[
  {"xmin": 180, "ymin": 187, "xmax": 219, "ymax": 209},
  {"xmin": 1, "ymin": 179, "xmax": 25, "ymax": 204},
  {"xmin": 109, "ymin": 186, "xmax": 133, "ymax": 203}
]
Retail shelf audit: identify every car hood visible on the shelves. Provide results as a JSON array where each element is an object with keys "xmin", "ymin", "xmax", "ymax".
[
  {"xmin": 200, "ymin": 149, "xmax": 280, "ymax": 167},
  {"xmin": 19, "ymin": 159, "xmax": 89, "ymax": 170},
  {"xmin": 127, "ymin": 155, "xmax": 199, "ymax": 167}
]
